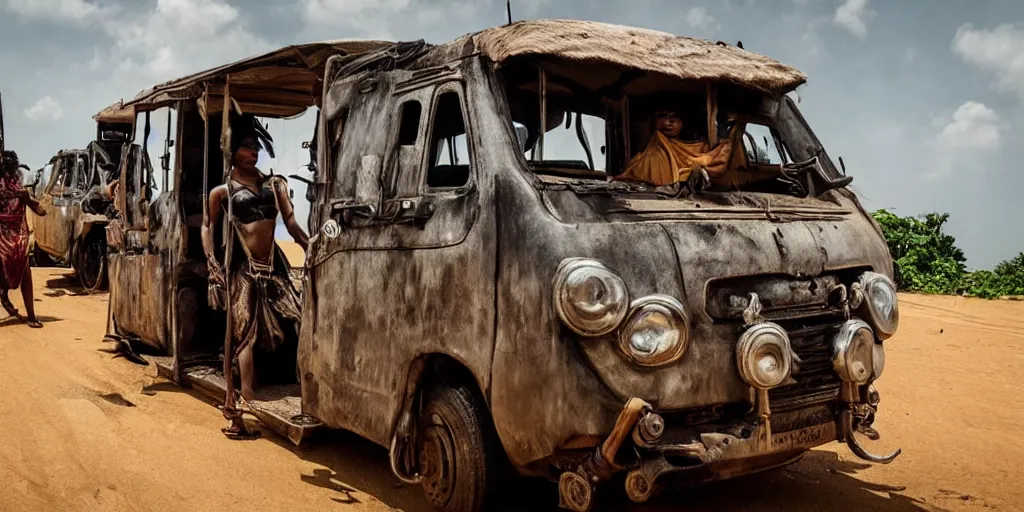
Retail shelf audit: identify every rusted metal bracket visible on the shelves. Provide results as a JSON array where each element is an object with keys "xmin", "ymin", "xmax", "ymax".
[
  {"xmin": 839, "ymin": 399, "xmax": 901, "ymax": 464},
  {"xmin": 559, "ymin": 397, "xmax": 651, "ymax": 511}
]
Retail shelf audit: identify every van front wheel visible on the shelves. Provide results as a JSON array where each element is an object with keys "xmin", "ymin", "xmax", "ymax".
[{"xmin": 419, "ymin": 385, "xmax": 496, "ymax": 512}]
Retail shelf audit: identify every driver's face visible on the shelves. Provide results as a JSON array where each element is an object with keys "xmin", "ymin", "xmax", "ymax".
[{"xmin": 655, "ymin": 110, "xmax": 682, "ymax": 138}]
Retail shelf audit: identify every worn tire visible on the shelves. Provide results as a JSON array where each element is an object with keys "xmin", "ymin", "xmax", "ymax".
[
  {"xmin": 419, "ymin": 385, "xmax": 498, "ymax": 512},
  {"xmin": 75, "ymin": 234, "xmax": 108, "ymax": 293},
  {"xmin": 30, "ymin": 243, "xmax": 55, "ymax": 268}
]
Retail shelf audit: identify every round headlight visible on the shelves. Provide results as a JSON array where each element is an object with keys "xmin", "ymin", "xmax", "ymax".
[
  {"xmin": 859, "ymin": 272, "xmax": 899, "ymax": 339},
  {"xmin": 833, "ymin": 320, "xmax": 875, "ymax": 385},
  {"xmin": 553, "ymin": 258, "xmax": 629, "ymax": 336},
  {"xmin": 736, "ymin": 322, "xmax": 793, "ymax": 389},
  {"xmin": 872, "ymin": 342, "xmax": 885, "ymax": 380},
  {"xmin": 617, "ymin": 295, "xmax": 689, "ymax": 367}
]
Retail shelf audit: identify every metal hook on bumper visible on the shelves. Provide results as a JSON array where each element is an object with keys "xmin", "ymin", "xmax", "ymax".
[
  {"xmin": 839, "ymin": 408, "xmax": 901, "ymax": 464},
  {"xmin": 559, "ymin": 397, "xmax": 653, "ymax": 511}
]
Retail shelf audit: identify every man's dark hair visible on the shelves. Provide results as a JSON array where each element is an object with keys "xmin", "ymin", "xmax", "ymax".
[{"xmin": 1, "ymin": 150, "xmax": 18, "ymax": 174}]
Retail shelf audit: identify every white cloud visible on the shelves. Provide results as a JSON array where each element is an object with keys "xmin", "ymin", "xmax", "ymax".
[
  {"xmin": 935, "ymin": 101, "xmax": 1005, "ymax": 150},
  {"xmin": 5, "ymin": 0, "xmax": 111, "ymax": 24},
  {"xmin": 99, "ymin": 0, "xmax": 270, "ymax": 84},
  {"xmin": 952, "ymin": 23, "xmax": 1024, "ymax": 100},
  {"xmin": 23, "ymin": 96, "xmax": 64, "ymax": 121},
  {"xmin": 299, "ymin": 0, "xmax": 500, "ymax": 39},
  {"xmin": 924, "ymin": 101, "xmax": 1007, "ymax": 180},
  {"xmin": 686, "ymin": 7, "xmax": 720, "ymax": 33},
  {"xmin": 833, "ymin": 0, "xmax": 875, "ymax": 39},
  {"xmin": 779, "ymin": 11, "xmax": 831, "ymax": 60}
]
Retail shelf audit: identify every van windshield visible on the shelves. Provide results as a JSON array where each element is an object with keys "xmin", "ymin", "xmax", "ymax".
[{"xmin": 500, "ymin": 62, "xmax": 846, "ymax": 197}]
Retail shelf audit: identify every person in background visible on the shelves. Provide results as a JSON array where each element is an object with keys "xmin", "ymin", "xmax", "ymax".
[{"xmin": 0, "ymin": 150, "xmax": 45, "ymax": 328}]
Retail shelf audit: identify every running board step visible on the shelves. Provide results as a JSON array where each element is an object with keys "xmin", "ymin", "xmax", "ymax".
[{"xmin": 149, "ymin": 361, "xmax": 323, "ymax": 446}]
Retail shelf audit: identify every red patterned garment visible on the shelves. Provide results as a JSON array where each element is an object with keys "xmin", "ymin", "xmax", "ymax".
[{"xmin": 0, "ymin": 168, "xmax": 29, "ymax": 290}]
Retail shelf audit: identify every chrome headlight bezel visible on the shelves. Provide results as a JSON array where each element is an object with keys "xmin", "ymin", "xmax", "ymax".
[
  {"xmin": 736, "ymin": 322, "xmax": 794, "ymax": 390},
  {"xmin": 872, "ymin": 342, "xmax": 886, "ymax": 380},
  {"xmin": 552, "ymin": 258, "xmax": 629, "ymax": 337},
  {"xmin": 833, "ymin": 320, "xmax": 876, "ymax": 385},
  {"xmin": 617, "ymin": 295, "xmax": 690, "ymax": 367},
  {"xmin": 858, "ymin": 272, "xmax": 899, "ymax": 340}
]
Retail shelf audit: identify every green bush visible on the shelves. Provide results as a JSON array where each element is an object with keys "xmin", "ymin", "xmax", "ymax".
[
  {"xmin": 870, "ymin": 210, "xmax": 1023, "ymax": 299},
  {"xmin": 871, "ymin": 210, "xmax": 966, "ymax": 294}
]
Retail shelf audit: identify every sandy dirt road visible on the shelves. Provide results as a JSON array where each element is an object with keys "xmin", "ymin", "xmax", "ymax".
[{"xmin": 1, "ymin": 265, "xmax": 1022, "ymax": 512}]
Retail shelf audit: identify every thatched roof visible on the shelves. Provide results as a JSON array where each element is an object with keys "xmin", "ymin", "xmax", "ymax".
[
  {"xmin": 95, "ymin": 39, "xmax": 392, "ymax": 120},
  {"xmin": 93, "ymin": 20, "xmax": 806, "ymax": 123},
  {"xmin": 93, "ymin": 100, "xmax": 134, "ymax": 124},
  {"xmin": 472, "ymin": 20, "xmax": 806, "ymax": 94}
]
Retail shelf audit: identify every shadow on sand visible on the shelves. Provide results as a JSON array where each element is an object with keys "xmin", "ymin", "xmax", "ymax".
[
  {"xmin": 133, "ymin": 372, "xmax": 937, "ymax": 512},
  {"xmin": 262, "ymin": 430, "xmax": 937, "ymax": 512},
  {"xmin": 0, "ymin": 314, "xmax": 62, "ymax": 327},
  {"xmin": 44, "ymin": 273, "xmax": 97, "ymax": 296}
]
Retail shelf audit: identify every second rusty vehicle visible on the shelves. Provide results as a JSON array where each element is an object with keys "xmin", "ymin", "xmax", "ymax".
[
  {"xmin": 101, "ymin": 20, "xmax": 901, "ymax": 512},
  {"xmin": 25, "ymin": 123, "xmax": 129, "ymax": 291}
]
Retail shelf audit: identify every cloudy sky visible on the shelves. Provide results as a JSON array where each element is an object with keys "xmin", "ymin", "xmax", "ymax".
[{"xmin": 0, "ymin": 0, "xmax": 1021, "ymax": 268}]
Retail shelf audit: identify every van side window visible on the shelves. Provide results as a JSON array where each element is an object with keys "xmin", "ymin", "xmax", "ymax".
[
  {"xmin": 398, "ymin": 101, "xmax": 422, "ymax": 146},
  {"xmin": 426, "ymin": 91, "xmax": 470, "ymax": 189},
  {"xmin": 47, "ymin": 159, "xmax": 69, "ymax": 195},
  {"xmin": 741, "ymin": 123, "xmax": 786, "ymax": 166}
]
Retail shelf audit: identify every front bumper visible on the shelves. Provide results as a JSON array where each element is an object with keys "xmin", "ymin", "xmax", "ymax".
[
  {"xmin": 558, "ymin": 387, "xmax": 897, "ymax": 511},
  {"xmin": 623, "ymin": 403, "xmax": 837, "ymax": 503}
]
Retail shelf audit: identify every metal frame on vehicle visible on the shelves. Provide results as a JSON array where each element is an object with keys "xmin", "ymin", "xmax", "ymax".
[{"xmin": 97, "ymin": 21, "xmax": 902, "ymax": 512}]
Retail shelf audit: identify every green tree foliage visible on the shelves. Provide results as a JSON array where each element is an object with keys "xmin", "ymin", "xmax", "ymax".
[
  {"xmin": 870, "ymin": 210, "xmax": 966, "ymax": 294},
  {"xmin": 871, "ymin": 210, "xmax": 1024, "ymax": 298}
]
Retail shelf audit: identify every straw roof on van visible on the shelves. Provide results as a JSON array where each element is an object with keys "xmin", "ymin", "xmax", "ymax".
[
  {"xmin": 93, "ymin": 100, "xmax": 135, "ymax": 124},
  {"xmin": 94, "ymin": 39, "xmax": 392, "ymax": 121},
  {"xmin": 472, "ymin": 20, "xmax": 807, "ymax": 94},
  {"xmin": 93, "ymin": 20, "xmax": 806, "ymax": 123}
]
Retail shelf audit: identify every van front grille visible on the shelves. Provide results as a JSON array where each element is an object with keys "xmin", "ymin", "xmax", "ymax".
[{"xmin": 769, "ymin": 323, "xmax": 842, "ymax": 414}]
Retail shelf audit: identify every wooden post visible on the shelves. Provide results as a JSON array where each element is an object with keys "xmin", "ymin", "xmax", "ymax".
[
  {"xmin": 219, "ymin": 76, "xmax": 237, "ymax": 416},
  {"xmin": 539, "ymin": 67, "xmax": 547, "ymax": 161},
  {"xmin": 706, "ymin": 82, "xmax": 718, "ymax": 146},
  {"xmin": 202, "ymin": 86, "xmax": 210, "ymax": 220},
  {"xmin": 622, "ymin": 96, "xmax": 631, "ymax": 164}
]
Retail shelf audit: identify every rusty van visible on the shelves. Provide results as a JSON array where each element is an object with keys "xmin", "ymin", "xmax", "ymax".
[
  {"xmin": 102, "ymin": 20, "xmax": 901, "ymax": 512},
  {"xmin": 24, "ymin": 132, "xmax": 127, "ymax": 290}
]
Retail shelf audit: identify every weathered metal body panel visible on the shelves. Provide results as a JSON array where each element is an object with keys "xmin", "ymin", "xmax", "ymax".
[
  {"xmin": 300, "ymin": 58, "xmax": 497, "ymax": 448},
  {"xmin": 33, "ymin": 194, "xmax": 79, "ymax": 261},
  {"xmin": 490, "ymin": 177, "xmax": 890, "ymax": 465},
  {"xmin": 109, "ymin": 252, "xmax": 167, "ymax": 348},
  {"xmin": 299, "ymin": 52, "xmax": 895, "ymax": 471}
]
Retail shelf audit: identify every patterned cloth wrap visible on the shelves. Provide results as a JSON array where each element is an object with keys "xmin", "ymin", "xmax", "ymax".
[{"xmin": 0, "ymin": 167, "xmax": 28, "ymax": 290}]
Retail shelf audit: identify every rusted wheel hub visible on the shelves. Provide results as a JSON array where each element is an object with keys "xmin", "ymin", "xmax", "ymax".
[{"xmin": 420, "ymin": 414, "xmax": 456, "ymax": 508}]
